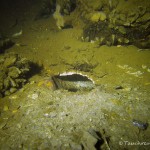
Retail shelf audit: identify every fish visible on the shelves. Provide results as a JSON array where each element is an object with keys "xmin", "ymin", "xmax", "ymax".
[
  {"xmin": 52, "ymin": 72, "xmax": 95, "ymax": 92},
  {"xmin": 132, "ymin": 119, "xmax": 148, "ymax": 130}
]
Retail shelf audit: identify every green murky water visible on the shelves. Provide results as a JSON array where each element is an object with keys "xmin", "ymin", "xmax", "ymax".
[{"xmin": 0, "ymin": 0, "xmax": 150, "ymax": 149}]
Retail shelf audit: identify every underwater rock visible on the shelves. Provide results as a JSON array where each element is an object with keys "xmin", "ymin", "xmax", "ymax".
[
  {"xmin": 0, "ymin": 53, "xmax": 31, "ymax": 97},
  {"xmin": 10, "ymin": 87, "xmax": 17, "ymax": 93},
  {"xmin": 81, "ymin": 0, "xmax": 150, "ymax": 49},
  {"xmin": 52, "ymin": 72, "xmax": 95, "ymax": 92},
  {"xmin": 8, "ymin": 67, "xmax": 21, "ymax": 78},
  {"xmin": 4, "ymin": 54, "xmax": 17, "ymax": 67},
  {"xmin": 81, "ymin": 131, "xmax": 98, "ymax": 150},
  {"xmin": 83, "ymin": 21, "xmax": 150, "ymax": 49},
  {"xmin": 90, "ymin": 11, "xmax": 106, "ymax": 22}
]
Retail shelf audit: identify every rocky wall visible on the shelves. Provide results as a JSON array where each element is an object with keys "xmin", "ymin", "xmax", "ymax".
[{"xmin": 78, "ymin": 0, "xmax": 150, "ymax": 48}]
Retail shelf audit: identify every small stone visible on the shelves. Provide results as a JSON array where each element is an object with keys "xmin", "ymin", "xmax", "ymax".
[
  {"xmin": 44, "ymin": 112, "xmax": 57, "ymax": 118},
  {"xmin": 9, "ymin": 95, "xmax": 18, "ymax": 99},
  {"xmin": 16, "ymin": 123, "xmax": 22, "ymax": 129},
  {"xmin": 63, "ymin": 9, "xmax": 69, "ymax": 15},
  {"xmin": 82, "ymin": 131, "xmax": 98, "ymax": 150},
  {"xmin": 49, "ymin": 112, "xmax": 57, "ymax": 118},
  {"xmin": 10, "ymin": 87, "xmax": 17, "ymax": 93},
  {"xmin": 118, "ymin": 26, "xmax": 126, "ymax": 34},
  {"xmin": 30, "ymin": 81, "xmax": 35, "ymax": 84},
  {"xmin": 4, "ymin": 55, "xmax": 17, "ymax": 67},
  {"xmin": 142, "ymin": 65, "xmax": 147, "ymax": 69},
  {"xmin": 9, "ymin": 78, "xmax": 17, "ymax": 87},
  {"xmin": 124, "ymin": 38, "xmax": 129, "ymax": 44},
  {"xmin": 84, "ymin": 36, "xmax": 90, "ymax": 42},
  {"xmin": 4, "ymin": 78, "xmax": 10, "ymax": 89},
  {"xmin": 147, "ymin": 68, "xmax": 150, "ymax": 72},
  {"xmin": 8, "ymin": 67, "xmax": 21, "ymax": 78},
  {"xmin": 90, "ymin": 11, "xmax": 106, "ymax": 22}
]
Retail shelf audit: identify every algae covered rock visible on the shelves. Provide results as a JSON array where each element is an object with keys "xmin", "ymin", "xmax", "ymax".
[
  {"xmin": 0, "ymin": 53, "xmax": 31, "ymax": 97},
  {"xmin": 90, "ymin": 11, "xmax": 106, "ymax": 22},
  {"xmin": 82, "ymin": 20, "xmax": 150, "ymax": 48}
]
